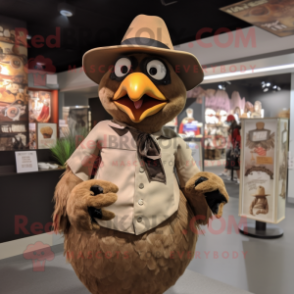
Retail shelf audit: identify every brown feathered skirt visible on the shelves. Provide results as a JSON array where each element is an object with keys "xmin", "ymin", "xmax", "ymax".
[{"xmin": 64, "ymin": 191, "xmax": 197, "ymax": 294}]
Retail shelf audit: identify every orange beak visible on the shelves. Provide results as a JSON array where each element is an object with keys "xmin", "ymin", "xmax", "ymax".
[{"xmin": 112, "ymin": 73, "xmax": 167, "ymax": 123}]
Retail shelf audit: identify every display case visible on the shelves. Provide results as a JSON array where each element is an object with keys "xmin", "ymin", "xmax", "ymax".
[
  {"xmin": 61, "ymin": 106, "xmax": 91, "ymax": 135},
  {"xmin": 239, "ymin": 118, "xmax": 288, "ymax": 224}
]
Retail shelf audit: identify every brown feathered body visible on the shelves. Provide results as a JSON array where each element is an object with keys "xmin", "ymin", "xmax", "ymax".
[
  {"xmin": 54, "ymin": 168, "xmax": 225, "ymax": 294},
  {"xmin": 65, "ymin": 192, "xmax": 196, "ymax": 294}
]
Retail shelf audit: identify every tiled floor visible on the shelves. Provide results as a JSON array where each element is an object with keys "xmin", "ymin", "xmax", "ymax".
[{"xmin": 0, "ymin": 247, "xmax": 252, "ymax": 294}]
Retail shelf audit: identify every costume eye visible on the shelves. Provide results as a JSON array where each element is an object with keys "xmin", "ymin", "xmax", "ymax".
[
  {"xmin": 146, "ymin": 60, "xmax": 166, "ymax": 80},
  {"xmin": 114, "ymin": 57, "xmax": 131, "ymax": 77}
]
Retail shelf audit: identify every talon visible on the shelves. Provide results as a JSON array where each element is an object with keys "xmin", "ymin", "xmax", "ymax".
[
  {"xmin": 194, "ymin": 176, "xmax": 208, "ymax": 187},
  {"xmin": 88, "ymin": 207, "xmax": 103, "ymax": 223},
  {"xmin": 90, "ymin": 185, "xmax": 104, "ymax": 196},
  {"xmin": 211, "ymin": 203, "xmax": 220, "ymax": 215},
  {"xmin": 204, "ymin": 189, "xmax": 228, "ymax": 214}
]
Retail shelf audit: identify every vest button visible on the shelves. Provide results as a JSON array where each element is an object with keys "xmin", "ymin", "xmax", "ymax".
[
  {"xmin": 139, "ymin": 167, "xmax": 144, "ymax": 173},
  {"xmin": 139, "ymin": 183, "xmax": 144, "ymax": 189},
  {"xmin": 137, "ymin": 217, "xmax": 142, "ymax": 223},
  {"xmin": 138, "ymin": 199, "xmax": 144, "ymax": 206}
]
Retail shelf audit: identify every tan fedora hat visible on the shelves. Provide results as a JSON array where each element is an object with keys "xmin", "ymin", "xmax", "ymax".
[
  {"xmin": 252, "ymin": 186, "xmax": 270, "ymax": 197},
  {"xmin": 83, "ymin": 14, "xmax": 204, "ymax": 90}
]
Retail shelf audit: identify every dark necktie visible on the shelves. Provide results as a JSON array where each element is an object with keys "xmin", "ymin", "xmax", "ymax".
[{"xmin": 136, "ymin": 132, "xmax": 166, "ymax": 183}]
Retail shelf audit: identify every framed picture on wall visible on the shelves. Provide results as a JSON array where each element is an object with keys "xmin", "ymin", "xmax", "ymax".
[
  {"xmin": 0, "ymin": 123, "xmax": 28, "ymax": 150},
  {"xmin": 37, "ymin": 123, "xmax": 57, "ymax": 149},
  {"xmin": 0, "ymin": 24, "xmax": 28, "ymax": 123},
  {"xmin": 0, "ymin": 83, "xmax": 30, "ymax": 122},
  {"xmin": 28, "ymin": 90, "xmax": 52, "ymax": 123}
]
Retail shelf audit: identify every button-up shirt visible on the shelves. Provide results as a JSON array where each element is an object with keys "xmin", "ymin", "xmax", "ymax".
[{"xmin": 67, "ymin": 120, "xmax": 199, "ymax": 235}]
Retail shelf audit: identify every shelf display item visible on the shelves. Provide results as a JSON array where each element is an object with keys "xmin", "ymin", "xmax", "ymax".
[
  {"xmin": 204, "ymin": 108, "xmax": 229, "ymax": 160},
  {"xmin": 63, "ymin": 106, "xmax": 89, "ymax": 135},
  {"xmin": 250, "ymin": 186, "xmax": 270, "ymax": 216},
  {"xmin": 239, "ymin": 118, "xmax": 288, "ymax": 224},
  {"xmin": 240, "ymin": 101, "xmax": 254, "ymax": 118},
  {"xmin": 59, "ymin": 119, "xmax": 70, "ymax": 138},
  {"xmin": 219, "ymin": 109, "xmax": 228, "ymax": 123},
  {"xmin": 205, "ymin": 108, "xmax": 218, "ymax": 124},
  {"xmin": 179, "ymin": 108, "xmax": 202, "ymax": 136},
  {"xmin": 251, "ymin": 101, "xmax": 262, "ymax": 118}
]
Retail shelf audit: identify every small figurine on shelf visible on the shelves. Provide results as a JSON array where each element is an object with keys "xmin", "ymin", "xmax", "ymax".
[
  {"xmin": 240, "ymin": 101, "xmax": 254, "ymax": 118},
  {"xmin": 179, "ymin": 108, "xmax": 201, "ymax": 136},
  {"xmin": 250, "ymin": 186, "xmax": 270, "ymax": 216},
  {"xmin": 251, "ymin": 101, "xmax": 262, "ymax": 118}
]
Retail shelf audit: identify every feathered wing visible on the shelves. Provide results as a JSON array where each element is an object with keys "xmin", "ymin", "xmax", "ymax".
[
  {"xmin": 183, "ymin": 171, "xmax": 229, "ymax": 223},
  {"xmin": 53, "ymin": 167, "xmax": 82, "ymax": 233}
]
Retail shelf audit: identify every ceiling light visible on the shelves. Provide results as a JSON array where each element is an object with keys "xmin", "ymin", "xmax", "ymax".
[
  {"xmin": 161, "ymin": 0, "xmax": 178, "ymax": 6},
  {"xmin": 58, "ymin": 2, "xmax": 75, "ymax": 17},
  {"xmin": 263, "ymin": 88, "xmax": 269, "ymax": 92},
  {"xmin": 204, "ymin": 63, "xmax": 294, "ymax": 81},
  {"xmin": 272, "ymin": 85, "xmax": 281, "ymax": 91},
  {"xmin": 266, "ymin": 82, "xmax": 271, "ymax": 87},
  {"xmin": 60, "ymin": 10, "xmax": 73, "ymax": 17}
]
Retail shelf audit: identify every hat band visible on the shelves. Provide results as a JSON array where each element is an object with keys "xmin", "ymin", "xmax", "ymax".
[{"xmin": 121, "ymin": 37, "xmax": 169, "ymax": 49}]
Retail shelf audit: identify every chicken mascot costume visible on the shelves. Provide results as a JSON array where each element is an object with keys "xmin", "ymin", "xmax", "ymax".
[{"xmin": 53, "ymin": 15, "xmax": 229, "ymax": 294}]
